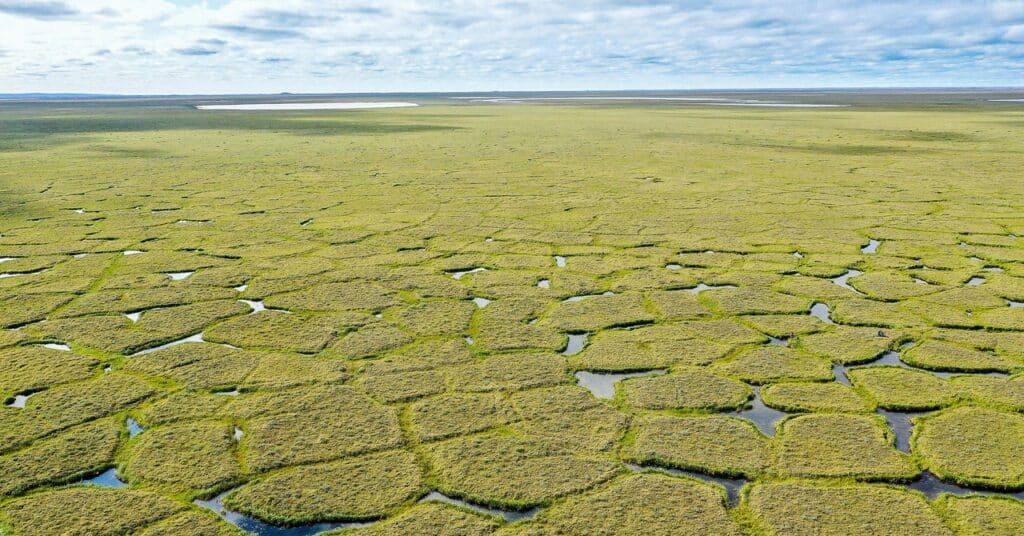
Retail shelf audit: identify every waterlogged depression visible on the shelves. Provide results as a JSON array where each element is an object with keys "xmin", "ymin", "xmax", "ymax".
[{"xmin": 2, "ymin": 98, "xmax": 1024, "ymax": 535}]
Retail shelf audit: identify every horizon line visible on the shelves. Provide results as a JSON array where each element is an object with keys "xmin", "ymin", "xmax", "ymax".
[{"xmin": 2, "ymin": 86, "xmax": 1024, "ymax": 100}]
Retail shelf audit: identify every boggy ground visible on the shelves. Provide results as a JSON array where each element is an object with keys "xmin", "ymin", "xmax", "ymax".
[{"xmin": 2, "ymin": 99, "xmax": 1024, "ymax": 535}]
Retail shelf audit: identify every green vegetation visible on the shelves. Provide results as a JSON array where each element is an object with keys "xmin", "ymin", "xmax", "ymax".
[
  {"xmin": 223, "ymin": 450, "xmax": 423, "ymax": 524},
  {"xmin": 903, "ymin": 340, "xmax": 1018, "ymax": 373},
  {"xmin": 743, "ymin": 480, "xmax": 952, "ymax": 535},
  {"xmin": 773, "ymin": 414, "xmax": 917, "ymax": 480},
  {"xmin": 424, "ymin": 433, "xmax": 620, "ymax": 508},
  {"xmin": 713, "ymin": 346, "xmax": 833, "ymax": 384},
  {"xmin": 3, "ymin": 99, "xmax": 1024, "ymax": 533},
  {"xmin": 761, "ymin": 382, "xmax": 872, "ymax": 413},
  {"xmin": 848, "ymin": 366, "xmax": 955, "ymax": 410},
  {"xmin": 0, "ymin": 487, "xmax": 185, "ymax": 536},
  {"xmin": 121, "ymin": 421, "xmax": 242, "ymax": 492},
  {"xmin": 620, "ymin": 367, "xmax": 751, "ymax": 410},
  {"xmin": 626, "ymin": 414, "xmax": 770, "ymax": 477},
  {"xmin": 331, "ymin": 502, "xmax": 500, "ymax": 535},
  {"xmin": 914, "ymin": 406, "xmax": 1024, "ymax": 489},
  {"xmin": 535, "ymin": 473, "xmax": 741, "ymax": 535},
  {"xmin": 933, "ymin": 495, "xmax": 1024, "ymax": 536}
]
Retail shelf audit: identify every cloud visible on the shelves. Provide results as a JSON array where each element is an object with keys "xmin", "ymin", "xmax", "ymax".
[
  {"xmin": 0, "ymin": 0, "xmax": 77, "ymax": 19},
  {"xmin": 0, "ymin": 0, "xmax": 1022, "ymax": 93},
  {"xmin": 174, "ymin": 46, "xmax": 220, "ymax": 56},
  {"xmin": 213, "ymin": 24, "xmax": 302, "ymax": 40}
]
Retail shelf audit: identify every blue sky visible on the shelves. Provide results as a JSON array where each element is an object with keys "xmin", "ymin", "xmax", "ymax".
[{"xmin": 0, "ymin": 0, "xmax": 1022, "ymax": 94}]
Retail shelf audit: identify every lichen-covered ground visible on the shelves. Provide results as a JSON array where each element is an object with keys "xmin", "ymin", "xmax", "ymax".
[{"xmin": 2, "ymin": 99, "xmax": 1024, "ymax": 535}]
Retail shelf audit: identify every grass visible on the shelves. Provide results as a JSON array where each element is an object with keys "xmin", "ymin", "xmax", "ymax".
[
  {"xmin": 772, "ymin": 414, "xmax": 917, "ymax": 480},
  {"xmin": 222, "ymin": 450, "xmax": 423, "ymax": 524},
  {"xmin": 626, "ymin": 414, "xmax": 770, "ymax": 478},
  {"xmin": 2, "ymin": 99, "xmax": 1024, "ymax": 532},
  {"xmin": 742, "ymin": 480, "xmax": 951, "ymax": 535},
  {"xmin": 914, "ymin": 406, "xmax": 1024, "ymax": 489}
]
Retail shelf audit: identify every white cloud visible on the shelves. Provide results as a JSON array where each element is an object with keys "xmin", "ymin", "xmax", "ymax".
[{"xmin": 0, "ymin": 0, "xmax": 1021, "ymax": 93}]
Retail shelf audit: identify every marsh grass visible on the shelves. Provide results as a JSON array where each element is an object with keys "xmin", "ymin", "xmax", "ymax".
[{"xmin": 3, "ymin": 101, "xmax": 1024, "ymax": 533}]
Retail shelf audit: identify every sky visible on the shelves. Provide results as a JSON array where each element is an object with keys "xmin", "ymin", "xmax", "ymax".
[{"xmin": 0, "ymin": 0, "xmax": 1022, "ymax": 94}]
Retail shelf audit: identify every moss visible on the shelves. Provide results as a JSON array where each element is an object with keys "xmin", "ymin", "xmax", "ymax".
[
  {"xmin": 425, "ymin": 433, "xmax": 620, "ymax": 508},
  {"xmin": 263, "ymin": 282, "xmax": 398, "ymax": 312},
  {"xmin": 773, "ymin": 413, "xmax": 916, "ymax": 480},
  {"xmin": 903, "ymin": 340, "xmax": 1017, "ymax": 373},
  {"xmin": 847, "ymin": 366, "xmax": 954, "ymax": 411},
  {"xmin": 679, "ymin": 318, "xmax": 767, "ymax": 345},
  {"xmin": 223, "ymin": 450, "xmax": 423, "ymax": 524},
  {"xmin": 393, "ymin": 299, "xmax": 476, "ymax": 336},
  {"xmin": 510, "ymin": 386, "xmax": 627, "ymax": 452},
  {"xmin": 239, "ymin": 387, "xmax": 404, "ymax": 472},
  {"xmin": 8, "ymin": 100, "xmax": 1024, "ymax": 533},
  {"xmin": 620, "ymin": 367, "xmax": 751, "ymax": 411},
  {"xmin": 139, "ymin": 392, "xmax": 229, "ymax": 426},
  {"xmin": 569, "ymin": 326, "xmax": 730, "ymax": 371},
  {"xmin": 952, "ymin": 375, "xmax": 1024, "ymax": 411},
  {"xmin": 137, "ymin": 510, "xmax": 246, "ymax": 536},
  {"xmin": 743, "ymin": 480, "xmax": 951, "ymax": 535},
  {"xmin": 122, "ymin": 421, "xmax": 242, "ymax": 492},
  {"xmin": 933, "ymin": 495, "xmax": 1024, "ymax": 536},
  {"xmin": 0, "ymin": 374, "xmax": 155, "ymax": 453},
  {"xmin": 327, "ymin": 323, "xmax": 415, "ymax": 359},
  {"xmin": 713, "ymin": 346, "xmax": 833, "ymax": 384},
  {"xmin": 37, "ymin": 300, "xmax": 251, "ymax": 354},
  {"xmin": 410, "ymin": 392, "xmax": 518, "ymax": 442},
  {"xmin": 0, "ymin": 487, "xmax": 184, "ymax": 536},
  {"xmin": 536, "ymin": 473, "xmax": 741, "ymax": 535},
  {"xmin": 0, "ymin": 418, "xmax": 121, "ymax": 497},
  {"xmin": 543, "ymin": 293, "xmax": 654, "ymax": 331},
  {"xmin": 739, "ymin": 314, "xmax": 825, "ymax": 338},
  {"xmin": 0, "ymin": 346, "xmax": 99, "ymax": 396},
  {"xmin": 797, "ymin": 326, "xmax": 903, "ymax": 364},
  {"xmin": 361, "ymin": 338, "xmax": 474, "ymax": 375},
  {"xmin": 704, "ymin": 287, "xmax": 811, "ymax": 315},
  {"xmin": 446, "ymin": 352, "xmax": 566, "ymax": 393},
  {"xmin": 645, "ymin": 289, "xmax": 712, "ymax": 320},
  {"xmin": 761, "ymin": 382, "xmax": 872, "ymax": 413},
  {"xmin": 0, "ymin": 293, "xmax": 73, "ymax": 328},
  {"xmin": 915, "ymin": 406, "xmax": 1024, "ymax": 489},
  {"xmin": 362, "ymin": 370, "xmax": 445, "ymax": 404},
  {"xmin": 626, "ymin": 414, "xmax": 770, "ymax": 478},
  {"xmin": 849, "ymin": 271, "xmax": 943, "ymax": 300},
  {"xmin": 329, "ymin": 502, "xmax": 500, "ymax": 536},
  {"xmin": 831, "ymin": 298, "xmax": 928, "ymax": 328},
  {"xmin": 473, "ymin": 297, "xmax": 563, "ymax": 351},
  {"xmin": 204, "ymin": 311, "xmax": 358, "ymax": 353}
]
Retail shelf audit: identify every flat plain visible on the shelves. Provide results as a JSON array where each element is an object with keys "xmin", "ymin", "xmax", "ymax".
[{"xmin": 2, "ymin": 95, "xmax": 1024, "ymax": 535}]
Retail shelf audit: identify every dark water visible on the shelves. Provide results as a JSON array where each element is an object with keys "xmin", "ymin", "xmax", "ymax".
[
  {"xmin": 877, "ymin": 409, "xmax": 932, "ymax": 453},
  {"xmin": 421, "ymin": 491, "xmax": 540, "ymax": 522},
  {"xmin": 908, "ymin": 471, "xmax": 1024, "ymax": 500},
  {"xmin": 450, "ymin": 267, "xmax": 487, "ymax": 280},
  {"xmin": 625, "ymin": 463, "xmax": 745, "ymax": 506},
  {"xmin": 575, "ymin": 370, "xmax": 665, "ymax": 399},
  {"xmin": 831, "ymin": 269, "xmax": 864, "ymax": 294},
  {"xmin": 735, "ymin": 387, "xmax": 786, "ymax": 436},
  {"xmin": 683, "ymin": 283, "xmax": 736, "ymax": 294},
  {"xmin": 196, "ymin": 490, "xmax": 371, "ymax": 536},
  {"xmin": 562, "ymin": 333, "xmax": 588, "ymax": 356},
  {"xmin": 563, "ymin": 291, "xmax": 615, "ymax": 302},
  {"xmin": 127, "ymin": 418, "xmax": 144, "ymax": 438},
  {"xmin": 80, "ymin": 468, "xmax": 127, "ymax": 488},
  {"xmin": 809, "ymin": 302, "xmax": 835, "ymax": 324}
]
